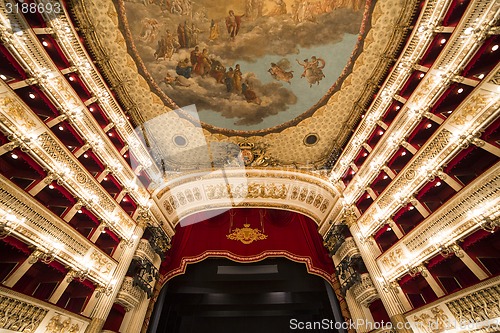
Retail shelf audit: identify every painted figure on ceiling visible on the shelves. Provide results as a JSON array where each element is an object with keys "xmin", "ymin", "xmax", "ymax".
[
  {"xmin": 234, "ymin": 64, "xmax": 243, "ymax": 93},
  {"xmin": 193, "ymin": 48, "xmax": 212, "ymax": 77},
  {"xmin": 245, "ymin": 0, "xmax": 263, "ymax": 20},
  {"xmin": 154, "ymin": 29, "xmax": 179, "ymax": 60},
  {"xmin": 177, "ymin": 22, "xmax": 187, "ymax": 48},
  {"xmin": 140, "ymin": 18, "xmax": 159, "ymax": 43},
  {"xmin": 268, "ymin": 0, "xmax": 287, "ymax": 16},
  {"xmin": 176, "ymin": 58, "xmax": 192, "ymax": 78},
  {"xmin": 189, "ymin": 23, "xmax": 202, "ymax": 48},
  {"xmin": 190, "ymin": 46, "xmax": 199, "ymax": 67},
  {"xmin": 209, "ymin": 19, "xmax": 220, "ymax": 41},
  {"xmin": 297, "ymin": 56, "xmax": 326, "ymax": 87},
  {"xmin": 226, "ymin": 10, "xmax": 245, "ymax": 40},
  {"xmin": 269, "ymin": 62, "xmax": 294, "ymax": 84}
]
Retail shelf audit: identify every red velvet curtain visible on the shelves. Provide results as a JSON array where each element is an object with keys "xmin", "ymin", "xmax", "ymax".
[{"xmin": 160, "ymin": 209, "xmax": 336, "ymax": 285}]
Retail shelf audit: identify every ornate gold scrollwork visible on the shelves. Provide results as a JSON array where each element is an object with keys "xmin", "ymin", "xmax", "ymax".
[{"xmin": 226, "ymin": 224, "xmax": 268, "ymax": 245}]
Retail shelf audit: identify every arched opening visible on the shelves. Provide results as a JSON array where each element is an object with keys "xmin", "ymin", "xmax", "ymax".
[
  {"xmin": 149, "ymin": 258, "xmax": 343, "ymax": 333},
  {"xmin": 147, "ymin": 208, "xmax": 350, "ymax": 333}
]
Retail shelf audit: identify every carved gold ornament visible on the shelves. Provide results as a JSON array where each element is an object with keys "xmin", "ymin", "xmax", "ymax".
[
  {"xmin": 44, "ymin": 314, "xmax": 81, "ymax": 333},
  {"xmin": 226, "ymin": 224, "xmax": 268, "ymax": 244},
  {"xmin": 0, "ymin": 97, "xmax": 37, "ymax": 131}
]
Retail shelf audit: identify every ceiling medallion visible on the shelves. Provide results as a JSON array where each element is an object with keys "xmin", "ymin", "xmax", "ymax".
[{"xmin": 226, "ymin": 224, "xmax": 268, "ymax": 245}]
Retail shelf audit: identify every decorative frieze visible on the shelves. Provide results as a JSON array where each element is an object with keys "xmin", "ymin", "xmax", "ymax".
[
  {"xmin": 135, "ymin": 239, "xmax": 156, "ymax": 264},
  {"xmin": 351, "ymin": 273, "xmax": 379, "ymax": 307},
  {"xmin": 0, "ymin": 286, "xmax": 89, "ymax": 333},
  {"xmin": 406, "ymin": 276, "xmax": 500, "ymax": 333},
  {"xmin": 154, "ymin": 169, "xmax": 338, "ymax": 225},
  {"xmin": 0, "ymin": 174, "xmax": 117, "ymax": 285},
  {"xmin": 0, "ymin": 89, "xmax": 136, "ymax": 240},
  {"xmin": 115, "ymin": 277, "xmax": 143, "ymax": 311},
  {"xmin": 377, "ymin": 162, "xmax": 499, "ymax": 280}
]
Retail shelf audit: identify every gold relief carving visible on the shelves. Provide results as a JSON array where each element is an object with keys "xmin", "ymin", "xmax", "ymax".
[
  {"xmin": 313, "ymin": 194, "xmax": 323, "ymax": 208},
  {"xmin": 451, "ymin": 94, "xmax": 487, "ymax": 126},
  {"xmin": 237, "ymin": 142, "xmax": 275, "ymax": 167},
  {"xmin": 89, "ymin": 252, "xmax": 113, "ymax": 275},
  {"xmin": 231, "ymin": 183, "xmax": 249, "ymax": 199},
  {"xmin": 44, "ymin": 314, "xmax": 80, "ymax": 333},
  {"xmin": 75, "ymin": 172, "xmax": 87, "ymax": 184},
  {"xmin": 0, "ymin": 97, "xmax": 37, "ymax": 131},
  {"xmin": 163, "ymin": 201, "xmax": 173, "ymax": 214},
  {"xmin": 226, "ymin": 224, "xmax": 268, "ymax": 244},
  {"xmin": 404, "ymin": 169, "xmax": 416, "ymax": 180},
  {"xmin": 118, "ymin": 212, "xmax": 134, "ymax": 231},
  {"xmin": 205, "ymin": 184, "xmax": 230, "ymax": 200},
  {"xmin": 381, "ymin": 248, "xmax": 403, "ymax": 268},
  {"xmin": 246, "ymin": 184, "xmax": 260, "ymax": 198},
  {"xmin": 446, "ymin": 284, "xmax": 500, "ymax": 325},
  {"xmin": 343, "ymin": 207, "xmax": 358, "ymax": 227},
  {"xmin": 290, "ymin": 186, "xmax": 299, "ymax": 200},
  {"xmin": 306, "ymin": 191, "xmax": 316, "ymax": 205},
  {"xmin": 247, "ymin": 183, "xmax": 287, "ymax": 199},
  {"xmin": 205, "ymin": 183, "xmax": 287, "ymax": 200},
  {"xmin": 412, "ymin": 307, "xmax": 449, "ymax": 332},
  {"xmin": 193, "ymin": 187, "xmax": 202, "ymax": 200},
  {"xmin": 176, "ymin": 192, "xmax": 186, "ymax": 205},
  {"xmin": 0, "ymin": 294, "xmax": 47, "ymax": 332},
  {"xmin": 320, "ymin": 199, "xmax": 329, "ymax": 213},
  {"xmin": 168, "ymin": 196, "xmax": 178, "ymax": 209},
  {"xmin": 299, "ymin": 188, "xmax": 308, "ymax": 201},
  {"xmin": 173, "ymin": 200, "xmax": 321, "ymax": 225},
  {"xmin": 184, "ymin": 189, "xmax": 194, "ymax": 202}
]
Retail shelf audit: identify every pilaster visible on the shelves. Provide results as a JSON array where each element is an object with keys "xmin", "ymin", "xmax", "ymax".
[{"xmin": 83, "ymin": 225, "xmax": 144, "ymax": 333}]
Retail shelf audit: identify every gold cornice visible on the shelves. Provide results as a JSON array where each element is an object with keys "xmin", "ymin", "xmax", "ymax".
[{"xmin": 154, "ymin": 168, "xmax": 335, "ymax": 200}]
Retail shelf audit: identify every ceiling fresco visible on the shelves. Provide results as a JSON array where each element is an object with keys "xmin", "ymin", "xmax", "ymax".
[
  {"xmin": 73, "ymin": 0, "xmax": 414, "ymax": 168},
  {"xmin": 121, "ymin": 0, "xmax": 367, "ymax": 132}
]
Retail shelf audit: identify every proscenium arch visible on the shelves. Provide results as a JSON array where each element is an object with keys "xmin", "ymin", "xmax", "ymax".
[
  {"xmin": 145, "ymin": 208, "xmax": 353, "ymax": 333},
  {"xmin": 147, "ymin": 258, "xmax": 348, "ymax": 333},
  {"xmin": 152, "ymin": 168, "xmax": 341, "ymax": 229}
]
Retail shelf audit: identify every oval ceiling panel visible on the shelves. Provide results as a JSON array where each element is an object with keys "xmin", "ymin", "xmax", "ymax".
[{"xmin": 120, "ymin": 0, "xmax": 369, "ymax": 132}]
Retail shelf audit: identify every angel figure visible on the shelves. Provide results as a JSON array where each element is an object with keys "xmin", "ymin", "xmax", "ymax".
[{"xmin": 296, "ymin": 56, "xmax": 325, "ymax": 87}]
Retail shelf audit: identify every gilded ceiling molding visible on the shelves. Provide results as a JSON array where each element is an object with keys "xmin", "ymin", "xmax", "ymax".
[
  {"xmin": 68, "ymin": 0, "xmax": 418, "ymax": 167},
  {"xmin": 152, "ymin": 168, "xmax": 339, "ymax": 227}
]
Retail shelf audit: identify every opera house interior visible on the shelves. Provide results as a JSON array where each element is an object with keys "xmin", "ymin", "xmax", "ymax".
[{"xmin": 0, "ymin": 0, "xmax": 499, "ymax": 332}]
